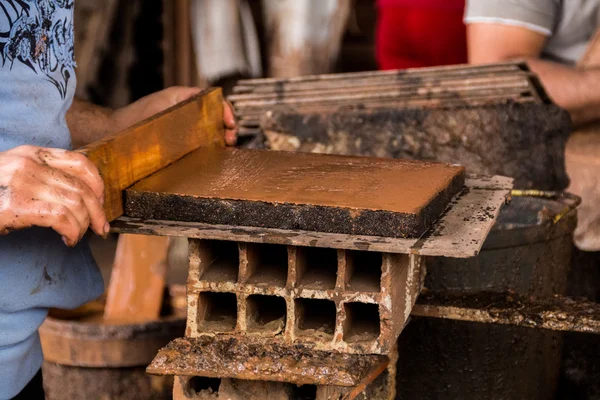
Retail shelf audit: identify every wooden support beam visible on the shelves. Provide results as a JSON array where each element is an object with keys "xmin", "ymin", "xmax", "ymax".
[{"xmin": 412, "ymin": 292, "xmax": 600, "ymax": 335}]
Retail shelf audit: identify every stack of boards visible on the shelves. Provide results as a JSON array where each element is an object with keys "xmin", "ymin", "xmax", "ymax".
[{"xmin": 228, "ymin": 62, "xmax": 549, "ymax": 137}]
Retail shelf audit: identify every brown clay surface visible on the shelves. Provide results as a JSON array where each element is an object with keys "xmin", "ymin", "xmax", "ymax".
[{"xmin": 125, "ymin": 147, "xmax": 465, "ymax": 238}]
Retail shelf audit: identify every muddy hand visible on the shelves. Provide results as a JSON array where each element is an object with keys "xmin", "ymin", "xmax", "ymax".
[{"xmin": 0, "ymin": 145, "xmax": 108, "ymax": 246}]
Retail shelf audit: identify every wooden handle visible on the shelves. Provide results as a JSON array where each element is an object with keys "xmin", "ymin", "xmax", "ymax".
[{"xmin": 77, "ymin": 87, "xmax": 225, "ymax": 222}]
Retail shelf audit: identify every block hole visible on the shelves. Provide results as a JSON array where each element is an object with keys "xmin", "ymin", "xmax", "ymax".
[
  {"xmin": 246, "ymin": 295, "xmax": 287, "ymax": 334},
  {"xmin": 289, "ymin": 384, "xmax": 317, "ymax": 400},
  {"xmin": 295, "ymin": 298, "xmax": 336, "ymax": 340},
  {"xmin": 296, "ymin": 247, "xmax": 338, "ymax": 289},
  {"xmin": 186, "ymin": 377, "xmax": 221, "ymax": 395},
  {"xmin": 245, "ymin": 243, "xmax": 288, "ymax": 287},
  {"xmin": 197, "ymin": 292, "xmax": 237, "ymax": 333},
  {"xmin": 343, "ymin": 302, "xmax": 380, "ymax": 343},
  {"xmin": 197, "ymin": 240, "xmax": 239, "ymax": 283},
  {"xmin": 345, "ymin": 251, "xmax": 382, "ymax": 292}
]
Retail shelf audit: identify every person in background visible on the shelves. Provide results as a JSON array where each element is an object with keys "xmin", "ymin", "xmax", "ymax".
[
  {"xmin": 465, "ymin": 1, "xmax": 600, "ymax": 254},
  {"xmin": 464, "ymin": 0, "xmax": 600, "ymax": 298},
  {"xmin": 0, "ymin": 1, "xmax": 237, "ymax": 398},
  {"xmin": 465, "ymin": 0, "xmax": 600, "ymax": 126},
  {"xmin": 376, "ymin": 0, "xmax": 467, "ymax": 70}
]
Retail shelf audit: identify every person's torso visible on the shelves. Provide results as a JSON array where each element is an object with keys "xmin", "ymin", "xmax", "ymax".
[
  {"xmin": 544, "ymin": 0, "xmax": 600, "ymax": 64},
  {"xmin": 0, "ymin": 0, "xmax": 76, "ymax": 151},
  {"xmin": 0, "ymin": 1, "xmax": 103, "ymax": 397}
]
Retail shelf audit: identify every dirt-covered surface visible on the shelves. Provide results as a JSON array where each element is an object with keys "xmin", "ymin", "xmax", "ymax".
[
  {"xmin": 147, "ymin": 336, "xmax": 387, "ymax": 387},
  {"xmin": 413, "ymin": 291, "xmax": 600, "ymax": 334}
]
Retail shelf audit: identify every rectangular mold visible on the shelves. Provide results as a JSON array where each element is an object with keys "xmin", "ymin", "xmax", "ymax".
[
  {"xmin": 195, "ymin": 240, "xmax": 240, "ymax": 283},
  {"xmin": 242, "ymin": 243, "xmax": 288, "ymax": 287},
  {"xmin": 197, "ymin": 292, "xmax": 238, "ymax": 333},
  {"xmin": 246, "ymin": 294, "xmax": 287, "ymax": 335},
  {"xmin": 295, "ymin": 247, "xmax": 338, "ymax": 290},
  {"xmin": 186, "ymin": 239, "xmax": 425, "ymax": 354},
  {"xmin": 294, "ymin": 298, "xmax": 337, "ymax": 340},
  {"xmin": 344, "ymin": 251, "xmax": 382, "ymax": 293},
  {"xmin": 343, "ymin": 302, "xmax": 381, "ymax": 344}
]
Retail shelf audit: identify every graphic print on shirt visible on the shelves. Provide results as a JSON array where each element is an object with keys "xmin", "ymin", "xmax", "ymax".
[{"xmin": 0, "ymin": 0, "xmax": 75, "ymax": 98}]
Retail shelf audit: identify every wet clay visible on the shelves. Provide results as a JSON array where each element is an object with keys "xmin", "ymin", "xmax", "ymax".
[{"xmin": 125, "ymin": 147, "xmax": 465, "ymax": 238}]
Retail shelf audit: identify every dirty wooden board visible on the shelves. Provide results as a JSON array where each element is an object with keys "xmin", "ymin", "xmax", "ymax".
[
  {"xmin": 112, "ymin": 175, "xmax": 512, "ymax": 258},
  {"xmin": 77, "ymin": 88, "xmax": 225, "ymax": 222},
  {"xmin": 125, "ymin": 147, "xmax": 465, "ymax": 238},
  {"xmin": 412, "ymin": 292, "xmax": 600, "ymax": 334},
  {"xmin": 233, "ymin": 62, "xmax": 529, "ymax": 91},
  {"xmin": 229, "ymin": 61, "xmax": 550, "ymax": 137},
  {"xmin": 147, "ymin": 337, "xmax": 388, "ymax": 387}
]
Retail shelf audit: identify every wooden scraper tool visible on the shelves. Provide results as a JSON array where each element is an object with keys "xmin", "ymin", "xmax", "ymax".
[{"xmin": 76, "ymin": 88, "xmax": 225, "ymax": 322}]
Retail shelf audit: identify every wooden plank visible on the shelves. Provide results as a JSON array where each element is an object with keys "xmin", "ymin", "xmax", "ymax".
[
  {"xmin": 412, "ymin": 292, "xmax": 600, "ymax": 335},
  {"xmin": 112, "ymin": 175, "xmax": 513, "ymax": 258},
  {"xmin": 236, "ymin": 93, "xmax": 538, "ymax": 122},
  {"xmin": 103, "ymin": 234, "xmax": 170, "ymax": 322},
  {"xmin": 124, "ymin": 147, "xmax": 465, "ymax": 238},
  {"xmin": 76, "ymin": 87, "xmax": 225, "ymax": 222},
  {"xmin": 231, "ymin": 83, "xmax": 532, "ymax": 108},
  {"xmin": 228, "ymin": 74, "xmax": 533, "ymax": 102},
  {"xmin": 235, "ymin": 62, "xmax": 528, "ymax": 88}
]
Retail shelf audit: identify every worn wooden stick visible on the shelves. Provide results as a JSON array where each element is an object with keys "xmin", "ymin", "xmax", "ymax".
[{"xmin": 77, "ymin": 87, "xmax": 225, "ymax": 222}]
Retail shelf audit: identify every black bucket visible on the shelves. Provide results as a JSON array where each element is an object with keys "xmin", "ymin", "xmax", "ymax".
[{"xmin": 396, "ymin": 196, "xmax": 576, "ymax": 399}]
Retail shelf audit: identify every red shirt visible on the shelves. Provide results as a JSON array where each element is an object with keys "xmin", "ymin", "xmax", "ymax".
[
  {"xmin": 377, "ymin": 0, "xmax": 465, "ymax": 10},
  {"xmin": 376, "ymin": 0, "xmax": 467, "ymax": 69}
]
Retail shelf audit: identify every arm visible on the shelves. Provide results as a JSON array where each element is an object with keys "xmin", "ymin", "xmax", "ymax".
[
  {"xmin": 467, "ymin": 23, "xmax": 600, "ymax": 126},
  {"xmin": 67, "ymin": 99, "xmax": 114, "ymax": 148},
  {"xmin": 0, "ymin": 87, "xmax": 239, "ymax": 248},
  {"xmin": 68, "ymin": 86, "xmax": 238, "ymax": 148}
]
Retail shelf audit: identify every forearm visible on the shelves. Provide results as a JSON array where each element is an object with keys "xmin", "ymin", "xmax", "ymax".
[
  {"xmin": 526, "ymin": 59, "xmax": 600, "ymax": 126},
  {"xmin": 67, "ymin": 99, "xmax": 115, "ymax": 148}
]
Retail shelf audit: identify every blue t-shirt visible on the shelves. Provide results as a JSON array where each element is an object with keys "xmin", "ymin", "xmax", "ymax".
[{"xmin": 0, "ymin": 1, "xmax": 103, "ymax": 397}]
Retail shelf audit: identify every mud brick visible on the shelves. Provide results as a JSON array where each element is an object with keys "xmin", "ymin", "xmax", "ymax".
[
  {"xmin": 184, "ymin": 239, "xmax": 425, "ymax": 355},
  {"xmin": 125, "ymin": 147, "xmax": 465, "ymax": 239}
]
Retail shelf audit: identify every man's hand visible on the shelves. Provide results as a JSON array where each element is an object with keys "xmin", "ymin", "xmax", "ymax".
[
  {"xmin": 0, "ymin": 145, "xmax": 108, "ymax": 246},
  {"xmin": 110, "ymin": 86, "xmax": 238, "ymax": 145}
]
